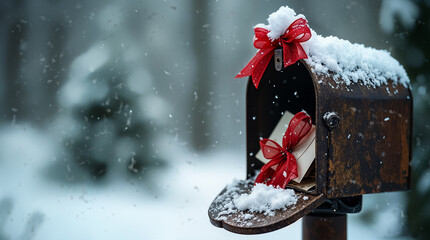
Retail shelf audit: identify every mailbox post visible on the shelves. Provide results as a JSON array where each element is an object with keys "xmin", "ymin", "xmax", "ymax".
[{"xmin": 303, "ymin": 213, "xmax": 346, "ymax": 240}]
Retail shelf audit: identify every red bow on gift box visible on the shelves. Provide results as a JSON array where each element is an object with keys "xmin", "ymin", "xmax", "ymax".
[
  {"xmin": 255, "ymin": 111, "xmax": 312, "ymax": 188},
  {"xmin": 235, "ymin": 18, "xmax": 311, "ymax": 89}
]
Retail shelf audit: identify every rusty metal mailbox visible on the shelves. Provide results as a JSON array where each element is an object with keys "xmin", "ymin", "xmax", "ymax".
[
  {"xmin": 246, "ymin": 57, "xmax": 413, "ymax": 199},
  {"xmin": 209, "ymin": 49, "xmax": 413, "ymax": 235}
]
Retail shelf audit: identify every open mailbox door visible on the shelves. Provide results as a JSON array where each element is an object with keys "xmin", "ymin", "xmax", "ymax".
[{"xmin": 208, "ymin": 180, "xmax": 325, "ymax": 234}]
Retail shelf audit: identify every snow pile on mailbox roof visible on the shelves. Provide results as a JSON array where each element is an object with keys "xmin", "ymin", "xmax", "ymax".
[{"xmin": 255, "ymin": 6, "xmax": 410, "ymax": 88}]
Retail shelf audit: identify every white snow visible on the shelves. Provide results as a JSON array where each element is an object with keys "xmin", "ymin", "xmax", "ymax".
[
  {"xmin": 234, "ymin": 184, "xmax": 297, "ymax": 215},
  {"xmin": 253, "ymin": 5, "xmax": 410, "ymax": 88},
  {"xmin": 213, "ymin": 179, "xmax": 299, "ymax": 223},
  {"xmin": 59, "ymin": 43, "xmax": 110, "ymax": 108},
  {"xmin": 417, "ymin": 169, "xmax": 430, "ymax": 194},
  {"xmin": 254, "ymin": 6, "xmax": 306, "ymax": 41},
  {"xmin": 379, "ymin": 0, "xmax": 418, "ymax": 34},
  {"xmin": 304, "ymin": 34, "xmax": 410, "ymax": 88}
]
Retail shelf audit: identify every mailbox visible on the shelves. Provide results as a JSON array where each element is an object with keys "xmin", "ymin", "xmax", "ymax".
[
  {"xmin": 208, "ymin": 5, "xmax": 412, "ymax": 236},
  {"xmin": 246, "ymin": 57, "xmax": 412, "ymax": 199},
  {"xmin": 208, "ymin": 52, "xmax": 412, "ymax": 235}
]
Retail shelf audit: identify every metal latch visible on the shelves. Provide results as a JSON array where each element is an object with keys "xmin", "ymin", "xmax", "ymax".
[{"xmin": 274, "ymin": 49, "xmax": 282, "ymax": 71}]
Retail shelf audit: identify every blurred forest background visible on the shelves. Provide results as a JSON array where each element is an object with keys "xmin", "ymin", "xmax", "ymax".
[{"xmin": 0, "ymin": 0, "xmax": 429, "ymax": 239}]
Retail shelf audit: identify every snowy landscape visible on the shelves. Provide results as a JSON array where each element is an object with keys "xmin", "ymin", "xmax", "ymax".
[
  {"xmin": 0, "ymin": 128, "xmax": 414, "ymax": 239},
  {"xmin": 0, "ymin": 0, "xmax": 429, "ymax": 239}
]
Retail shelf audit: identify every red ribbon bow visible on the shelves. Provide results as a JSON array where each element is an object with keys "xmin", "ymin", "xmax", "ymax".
[
  {"xmin": 235, "ymin": 18, "xmax": 311, "ymax": 89},
  {"xmin": 255, "ymin": 111, "xmax": 312, "ymax": 188}
]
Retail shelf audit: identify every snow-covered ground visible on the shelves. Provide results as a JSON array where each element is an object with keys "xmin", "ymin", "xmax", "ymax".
[{"xmin": 0, "ymin": 124, "xmax": 413, "ymax": 240}]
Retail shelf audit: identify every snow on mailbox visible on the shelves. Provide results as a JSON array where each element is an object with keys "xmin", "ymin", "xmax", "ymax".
[{"xmin": 208, "ymin": 6, "xmax": 412, "ymax": 235}]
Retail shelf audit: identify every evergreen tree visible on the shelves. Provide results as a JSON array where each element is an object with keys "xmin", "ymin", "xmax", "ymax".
[{"xmin": 50, "ymin": 45, "xmax": 164, "ymax": 183}]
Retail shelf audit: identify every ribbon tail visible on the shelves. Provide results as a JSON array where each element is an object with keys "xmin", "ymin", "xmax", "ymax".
[
  {"xmin": 254, "ymin": 156, "xmax": 283, "ymax": 185},
  {"xmin": 266, "ymin": 157, "xmax": 287, "ymax": 186},
  {"xmin": 269, "ymin": 154, "xmax": 298, "ymax": 189},
  {"xmin": 254, "ymin": 164, "xmax": 275, "ymax": 185},
  {"xmin": 295, "ymin": 43, "xmax": 308, "ymax": 61},
  {"xmin": 235, "ymin": 47, "xmax": 275, "ymax": 89},
  {"xmin": 282, "ymin": 42, "xmax": 308, "ymax": 68}
]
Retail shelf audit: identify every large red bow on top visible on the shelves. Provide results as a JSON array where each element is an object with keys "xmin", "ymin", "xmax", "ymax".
[
  {"xmin": 255, "ymin": 111, "xmax": 312, "ymax": 188},
  {"xmin": 235, "ymin": 18, "xmax": 311, "ymax": 89}
]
